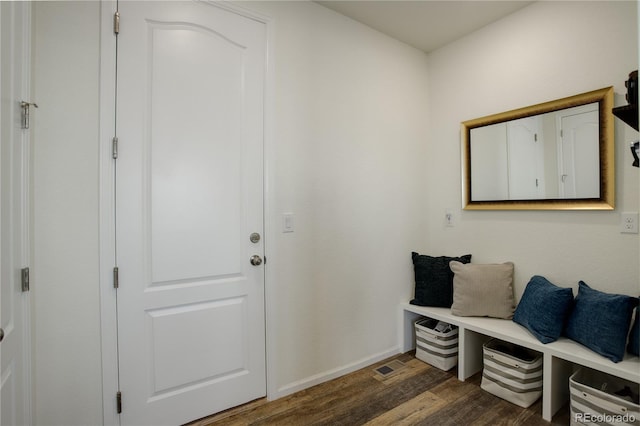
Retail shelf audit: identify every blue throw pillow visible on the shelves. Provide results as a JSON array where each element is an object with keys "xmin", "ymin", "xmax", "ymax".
[
  {"xmin": 513, "ymin": 276, "xmax": 574, "ymax": 344},
  {"xmin": 564, "ymin": 281, "xmax": 638, "ymax": 363},
  {"xmin": 628, "ymin": 307, "xmax": 639, "ymax": 356}
]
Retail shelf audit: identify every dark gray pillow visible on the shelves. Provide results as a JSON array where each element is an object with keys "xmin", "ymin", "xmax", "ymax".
[{"xmin": 410, "ymin": 252, "xmax": 471, "ymax": 308}]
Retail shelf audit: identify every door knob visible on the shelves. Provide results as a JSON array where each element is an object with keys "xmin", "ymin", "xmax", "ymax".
[{"xmin": 250, "ymin": 255, "xmax": 263, "ymax": 266}]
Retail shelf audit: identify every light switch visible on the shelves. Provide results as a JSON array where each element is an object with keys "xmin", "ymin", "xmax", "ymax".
[
  {"xmin": 445, "ymin": 208, "xmax": 454, "ymax": 227},
  {"xmin": 282, "ymin": 213, "xmax": 294, "ymax": 233}
]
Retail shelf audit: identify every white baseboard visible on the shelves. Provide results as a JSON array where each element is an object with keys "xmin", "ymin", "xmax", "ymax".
[{"xmin": 270, "ymin": 346, "xmax": 401, "ymax": 400}]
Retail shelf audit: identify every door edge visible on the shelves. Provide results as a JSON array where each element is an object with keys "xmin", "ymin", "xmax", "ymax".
[{"xmin": 98, "ymin": 0, "xmax": 119, "ymax": 424}]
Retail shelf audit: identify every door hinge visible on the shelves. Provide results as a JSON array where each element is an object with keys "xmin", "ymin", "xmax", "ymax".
[
  {"xmin": 112, "ymin": 137, "xmax": 118, "ymax": 159},
  {"xmin": 21, "ymin": 267, "xmax": 30, "ymax": 292},
  {"xmin": 113, "ymin": 267, "xmax": 119, "ymax": 289},
  {"xmin": 113, "ymin": 11, "xmax": 120, "ymax": 35},
  {"xmin": 20, "ymin": 101, "xmax": 38, "ymax": 130},
  {"xmin": 116, "ymin": 391, "xmax": 122, "ymax": 414},
  {"xmin": 534, "ymin": 133, "xmax": 538, "ymax": 142}
]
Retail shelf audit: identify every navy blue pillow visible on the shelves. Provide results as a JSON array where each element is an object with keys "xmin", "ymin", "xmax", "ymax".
[
  {"xmin": 513, "ymin": 275, "xmax": 574, "ymax": 344},
  {"xmin": 564, "ymin": 281, "xmax": 638, "ymax": 363},
  {"xmin": 628, "ymin": 306, "xmax": 639, "ymax": 356},
  {"xmin": 410, "ymin": 252, "xmax": 472, "ymax": 307}
]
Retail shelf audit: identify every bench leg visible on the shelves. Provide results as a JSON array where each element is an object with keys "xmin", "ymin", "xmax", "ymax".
[
  {"xmin": 400, "ymin": 309, "xmax": 422, "ymax": 353},
  {"xmin": 458, "ymin": 328, "xmax": 492, "ymax": 381},
  {"xmin": 542, "ymin": 354, "xmax": 573, "ymax": 421}
]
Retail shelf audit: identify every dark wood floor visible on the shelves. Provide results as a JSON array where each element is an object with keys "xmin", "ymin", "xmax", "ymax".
[{"xmin": 187, "ymin": 352, "xmax": 570, "ymax": 425}]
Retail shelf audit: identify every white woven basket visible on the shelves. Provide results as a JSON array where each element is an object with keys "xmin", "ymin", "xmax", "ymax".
[
  {"xmin": 480, "ymin": 339, "xmax": 543, "ymax": 408},
  {"xmin": 414, "ymin": 317, "xmax": 458, "ymax": 371},
  {"xmin": 569, "ymin": 368, "xmax": 639, "ymax": 426}
]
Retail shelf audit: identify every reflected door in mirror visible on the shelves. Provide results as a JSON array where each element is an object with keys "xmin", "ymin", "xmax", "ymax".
[
  {"xmin": 557, "ymin": 107, "xmax": 599, "ymax": 198},
  {"xmin": 461, "ymin": 86, "xmax": 613, "ymax": 210},
  {"xmin": 470, "ymin": 116, "xmax": 545, "ymax": 201}
]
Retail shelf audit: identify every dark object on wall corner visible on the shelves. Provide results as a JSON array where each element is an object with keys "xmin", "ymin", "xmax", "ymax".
[
  {"xmin": 632, "ymin": 141, "xmax": 639, "ymax": 168},
  {"xmin": 612, "ymin": 70, "xmax": 638, "ymax": 131}
]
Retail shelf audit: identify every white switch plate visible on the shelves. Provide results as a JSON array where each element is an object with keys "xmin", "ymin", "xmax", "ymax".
[
  {"xmin": 282, "ymin": 213, "xmax": 295, "ymax": 233},
  {"xmin": 445, "ymin": 208, "xmax": 454, "ymax": 227},
  {"xmin": 621, "ymin": 212, "xmax": 639, "ymax": 234}
]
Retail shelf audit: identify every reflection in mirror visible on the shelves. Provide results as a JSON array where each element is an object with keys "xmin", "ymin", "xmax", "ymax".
[
  {"xmin": 462, "ymin": 87, "xmax": 614, "ymax": 210},
  {"xmin": 470, "ymin": 103, "xmax": 599, "ymax": 201}
]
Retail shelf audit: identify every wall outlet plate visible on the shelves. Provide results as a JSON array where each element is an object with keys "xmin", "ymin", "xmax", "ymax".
[{"xmin": 620, "ymin": 212, "xmax": 639, "ymax": 234}]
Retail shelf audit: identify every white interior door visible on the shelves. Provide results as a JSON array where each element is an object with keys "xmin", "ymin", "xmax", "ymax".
[
  {"xmin": 115, "ymin": 2, "xmax": 266, "ymax": 425},
  {"xmin": 507, "ymin": 116, "xmax": 544, "ymax": 200},
  {"xmin": 470, "ymin": 123, "xmax": 509, "ymax": 201},
  {"xmin": 0, "ymin": 2, "xmax": 31, "ymax": 425},
  {"xmin": 558, "ymin": 108, "xmax": 599, "ymax": 198}
]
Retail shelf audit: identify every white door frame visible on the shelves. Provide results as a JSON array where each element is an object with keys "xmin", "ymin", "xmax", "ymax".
[
  {"xmin": 0, "ymin": 2, "xmax": 33, "ymax": 424},
  {"xmin": 97, "ymin": 1, "xmax": 276, "ymax": 424}
]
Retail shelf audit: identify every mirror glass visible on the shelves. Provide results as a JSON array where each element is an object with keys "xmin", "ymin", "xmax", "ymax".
[{"xmin": 461, "ymin": 87, "xmax": 614, "ymax": 210}]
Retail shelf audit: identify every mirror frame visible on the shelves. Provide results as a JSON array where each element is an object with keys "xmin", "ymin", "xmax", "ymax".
[{"xmin": 461, "ymin": 87, "xmax": 614, "ymax": 210}]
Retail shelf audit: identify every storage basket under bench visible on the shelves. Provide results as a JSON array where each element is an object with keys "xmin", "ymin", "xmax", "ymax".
[
  {"xmin": 414, "ymin": 316, "xmax": 458, "ymax": 371},
  {"xmin": 570, "ymin": 368, "xmax": 639, "ymax": 426}
]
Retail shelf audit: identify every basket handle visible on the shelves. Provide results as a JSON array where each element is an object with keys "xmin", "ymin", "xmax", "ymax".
[{"xmin": 580, "ymin": 391, "xmax": 629, "ymax": 415}]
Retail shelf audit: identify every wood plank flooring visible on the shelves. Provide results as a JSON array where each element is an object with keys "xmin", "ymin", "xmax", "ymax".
[{"xmin": 187, "ymin": 352, "xmax": 570, "ymax": 425}]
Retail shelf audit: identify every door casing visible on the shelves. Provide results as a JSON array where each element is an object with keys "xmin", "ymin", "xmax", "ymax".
[{"xmin": 0, "ymin": 2, "xmax": 33, "ymax": 424}]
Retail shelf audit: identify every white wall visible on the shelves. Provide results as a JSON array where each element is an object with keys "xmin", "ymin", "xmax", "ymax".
[
  {"xmin": 426, "ymin": 1, "xmax": 639, "ymax": 299},
  {"xmin": 32, "ymin": 2, "xmax": 103, "ymax": 425},
  {"xmin": 243, "ymin": 1, "xmax": 431, "ymax": 395}
]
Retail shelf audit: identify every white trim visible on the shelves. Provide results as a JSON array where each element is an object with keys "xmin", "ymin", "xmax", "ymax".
[
  {"xmin": 0, "ymin": 6, "xmax": 3, "ymax": 420},
  {"xmin": 1, "ymin": 2, "xmax": 34, "ymax": 422},
  {"xmin": 274, "ymin": 347, "xmax": 401, "ymax": 400},
  {"xmin": 259, "ymin": 9, "xmax": 279, "ymax": 404},
  {"xmin": 210, "ymin": 0, "xmax": 272, "ymax": 24},
  {"xmin": 19, "ymin": 3, "xmax": 33, "ymax": 423},
  {"xmin": 98, "ymin": 1, "xmax": 119, "ymax": 425}
]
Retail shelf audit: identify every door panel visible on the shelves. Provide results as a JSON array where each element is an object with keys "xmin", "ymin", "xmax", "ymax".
[
  {"xmin": 148, "ymin": 298, "xmax": 247, "ymax": 393},
  {"xmin": 116, "ymin": 2, "xmax": 266, "ymax": 424},
  {"xmin": 150, "ymin": 22, "xmax": 244, "ymax": 284}
]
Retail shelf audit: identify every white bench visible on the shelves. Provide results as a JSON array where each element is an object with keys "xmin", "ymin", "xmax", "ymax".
[{"xmin": 401, "ymin": 302, "xmax": 640, "ymax": 421}]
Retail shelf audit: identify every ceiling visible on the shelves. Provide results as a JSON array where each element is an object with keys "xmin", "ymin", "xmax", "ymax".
[{"xmin": 315, "ymin": 1, "xmax": 535, "ymax": 53}]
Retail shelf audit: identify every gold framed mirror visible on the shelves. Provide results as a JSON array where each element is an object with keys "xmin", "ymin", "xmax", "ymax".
[{"xmin": 461, "ymin": 87, "xmax": 614, "ymax": 210}]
